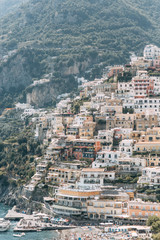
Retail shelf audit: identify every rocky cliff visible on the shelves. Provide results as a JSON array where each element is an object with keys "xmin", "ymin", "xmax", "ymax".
[
  {"xmin": 26, "ymin": 77, "xmax": 77, "ymax": 108},
  {"xmin": 0, "ymin": 53, "xmax": 32, "ymax": 91},
  {"xmin": 0, "ymin": 48, "xmax": 46, "ymax": 92},
  {"xmin": 26, "ymin": 81, "xmax": 60, "ymax": 108}
]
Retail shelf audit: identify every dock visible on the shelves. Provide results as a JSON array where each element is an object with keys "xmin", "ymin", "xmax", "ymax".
[
  {"xmin": 14, "ymin": 225, "xmax": 76, "ymax": 232},
  {"xmin": 5, "ymin": 206, "xmax": 33, "ymax": 220},
  {"xmin": 14, "ymin": 217, "xmax": 76, "ymax": 232}
]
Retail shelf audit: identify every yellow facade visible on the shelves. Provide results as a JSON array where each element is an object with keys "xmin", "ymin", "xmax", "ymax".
[
  {"xmin": 62, "ymin": 116, "xmax": 74, "ymax": 125},
  {"xmin": 87, "ymin": 200, "xmax": 127, "ymax": 220},
  {"xmin": 79, "ymin": 121, "xmax": 96, "ymax": 139},
  {"xmin": 147, "ymin": 155, "xmax": 160, "ymax": 167},
  {"xmin": 134, "ymin": 142, "xmax": 160, "ymax": 153},
  {"xmin": 46, "ymin": 168, "xmax": 80, "ymax": 184}
]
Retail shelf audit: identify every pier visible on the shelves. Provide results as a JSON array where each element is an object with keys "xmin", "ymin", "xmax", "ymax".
[{"xmin": 5, "ymin": 206, "xmax": 34, "ymax": 220}]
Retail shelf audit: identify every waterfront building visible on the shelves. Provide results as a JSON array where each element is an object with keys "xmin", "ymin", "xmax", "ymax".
[
  {"xmin": 52, "ymin": 186, "xmax": 101, "ymax": 216},
  {"xmin": 87, "ymin": 186, "xmax": 129, "ymax": 220}
]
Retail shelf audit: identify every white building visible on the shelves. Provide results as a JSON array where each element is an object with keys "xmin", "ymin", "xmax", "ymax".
[
  {"xmin": 72, "ymin": 115, "xmax": 88, "ymax": 127},
  {"xmin": 138, "ymin": 167, "xmax": 160, "ymax": 186},
  {"xmin": 114, "ymin": 128, "xmax": 133, "ymax": 140},
  {"xmin": 118, "ymin": 81, "xmax": 134, "ymax": 97},
  {"xmin": 119, "ymin": 139, "xmax": 134, "ymax": 156},
  {"xmin": 56, "ymin": 98, "xmax": 72, "ymax": 114},
  {"xmin": 78, "ymin": 168, "xmax": 115, "ymax": 189},
  {"xmin": 94, "ymin": 130, "xmax": 113, "ymax": 143},
  {"xmin": 150, "ymin": 76, "xmax": 160, "ymax": 95},
  {"xmin": 144, "ymin": 44, "xmax": 160, "ymax": 60},
  {"xmin": 92, "ymin": 150, "xmax": 121, "ymax": 168},
  {"xmin": 134, "ymin": 98, "xmax": 160, "ymax": 120},
  {"xmin": 123, "ymin": 98, "xmax": 135, "ymax": 110},
  {"xmin": 117, "ymin": 157, "xmax": 146, "ymax": 173}
]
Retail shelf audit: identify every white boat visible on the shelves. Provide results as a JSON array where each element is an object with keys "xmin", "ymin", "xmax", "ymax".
[
  {"xmin": 0, "ymin": 218, "xmax": 10, "ymax": 232},
  {"xmin": 13, "ymin": 233, "xmax": 25, "ymax": 237}
]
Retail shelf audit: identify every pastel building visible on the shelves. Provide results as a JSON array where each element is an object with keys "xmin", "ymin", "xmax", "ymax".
[
  {"xmin": 87, "ymin": 186, "xmax": 129, "ymax": 220},
  {"xmin": 147, "ymin": 154, "xmax": 160, "ymax": 167},
  {"xmin": 72, "ymin": 139, "xmax": 96, "ymax": 161},
  {"xmin": 132, "ymin": 75, "xmax": 150, "ymax": 98},
  {"xmin": 79, "ymin": 121, "xmax": 96, "ymax": 140},
  {"xmin": 52, "ymin": 186, "xmax": 101, "ymax": 216},
  {"xmin": 129, "ymin": 199, "xmax": 160, "ymax": 218},
  {"xmin": 106, "ymin": 113, "xmax": 136, "ymax": 130},
  {"xmin": 45, "ymin": 167, "xmax": 81, "ymax": 185},
  {"xmin": 134, "ymin": 127, "xmax": 160, "ymax": 153}
]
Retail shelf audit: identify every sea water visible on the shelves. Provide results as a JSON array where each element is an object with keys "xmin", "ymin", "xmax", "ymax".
[{"xmin": 0, "ymin": 203, "xmax": 58, "ymax": 240}]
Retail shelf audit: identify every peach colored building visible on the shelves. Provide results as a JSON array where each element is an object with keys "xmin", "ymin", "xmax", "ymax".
[{"xmin": 129, "ymin": 199, "xmax": 160, "ymax": 218}]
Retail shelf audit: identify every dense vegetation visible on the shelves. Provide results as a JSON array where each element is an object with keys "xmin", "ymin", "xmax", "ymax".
[
  {"xmin": 147, "ymin": 216, "xmax": 160, "ymax": 239},
  {"xmin": 0, "ymin": 0, "xmax": 28, "ymax": 18},
  {"xmin": 0, "ymin": 110, "xmax": 42, "ymax": 184},
  {"xmin": 0, "ymin": 0, "xmax": 160, "ymax": 65},
  {"xmin": 0, "ymin": 0, "xmax": 157, "ymax": 60}
]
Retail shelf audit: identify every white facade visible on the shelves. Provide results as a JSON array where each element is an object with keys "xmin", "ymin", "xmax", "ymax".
[
  {"xmin": 138, "ymin": 167, "xmax": 160, "ymax": 186},
  {"xmin": 118, "ymin": 157, "xmax": 146, "ymax": 172},
  {"xmin": 150, "ymin": 76, "xmax": 160, "ymax": 95},
  {"xmin": 115, "ymin": 128, "xmax": 133, "ymax": 140},
  {"xmin": 144, "ymin": 44, "xmax": 160, "ymax": 60},
  {"xmin": 92, "ymin": 150, "xmax": 121, "ymax": 168},
  {"xmin": 119, "ymin": 139, "xmax": 134, "ymax": 156},
  {"xmin": 118, "ymin": 81, "xmax": 134, "ymax": 97},
  {"xmin": 72, "ymin": 115, "xmax": 87, "ymax": 127},
  {"xmin": 78, "ymin": 168, "xmax": 115, "ymax": 189},
  {"xmin": 123, "ymin": 98, "xmax": 135, "ymax": 109},
  {"xmin": 94, "ymin": 130, "xmax": 113, "ymax": 143},
  {"xmin": 56, "ymin": 98, "xmax": 72, "ymax": 113},
  {"xmin": 134, "ymin": 98, "xmax": 160, "ymax": 114}
]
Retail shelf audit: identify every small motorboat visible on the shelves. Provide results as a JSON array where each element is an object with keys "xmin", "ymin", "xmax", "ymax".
[
  {"xmin": 0, "ymin": 218, "xmax": 10, "ymax": 232},
  {"xmin": 13, "ymin": 232, "xmax": 25, "ymax": 237}
]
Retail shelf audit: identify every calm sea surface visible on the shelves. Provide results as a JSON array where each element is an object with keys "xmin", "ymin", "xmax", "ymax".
[{"xmin": 0, "ymin": 203, "xmax": 58, "ymax": 240}]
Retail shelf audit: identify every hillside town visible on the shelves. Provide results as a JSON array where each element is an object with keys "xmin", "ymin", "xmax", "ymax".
[{"xmin": 5, "ymin": 44, "xmax": 160, "ymax": 239}]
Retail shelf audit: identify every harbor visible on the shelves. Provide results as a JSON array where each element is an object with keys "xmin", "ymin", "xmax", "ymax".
[
  {"xmin": 14, "ymin": 218, "xmax": 76, "ymax": 232},
  {"xmin": 4, "ymin": 206, "xmax": 76, "ymax": 233},
  {"xmin": 0, "ymin": 203, "xmax": 59, "ymax": 240}
]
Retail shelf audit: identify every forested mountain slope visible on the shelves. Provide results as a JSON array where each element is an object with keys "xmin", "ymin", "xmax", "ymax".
[
  {"xmin": 0, "ymin": 0, "xmax": 160, "ymax": 107},
  {"xmin": 0, "ymin": 0, "xmax": 28, "ymax": 18}
]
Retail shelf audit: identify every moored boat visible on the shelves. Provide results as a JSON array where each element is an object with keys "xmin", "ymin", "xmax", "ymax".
[
  {"xmin": 0, "ymin": 218, "xmax": 10, "ymax": 232},
  {"xmin": 13, "ymin": 232, "xmax": 25, "ymax": 237}
]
